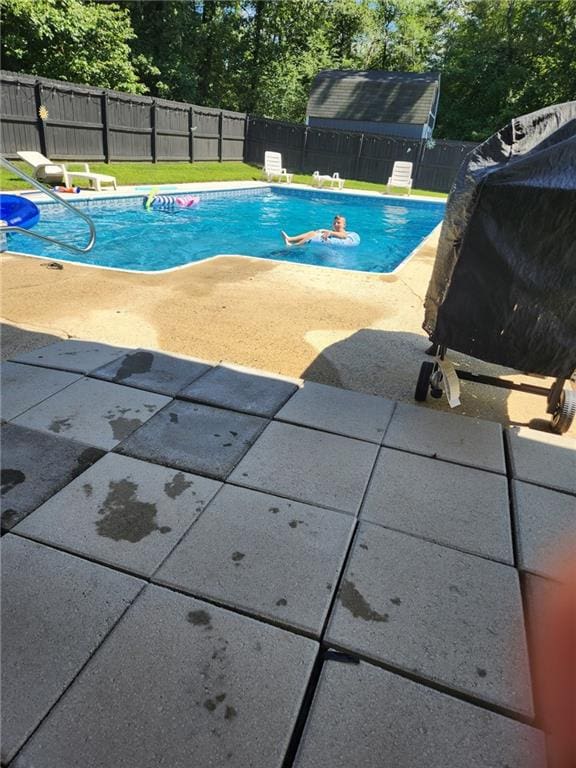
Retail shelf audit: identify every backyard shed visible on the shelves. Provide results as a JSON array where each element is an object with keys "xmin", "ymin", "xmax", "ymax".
[{"xmin": 306, "ymin": 70, "xmax": 440, "ymax": 139}]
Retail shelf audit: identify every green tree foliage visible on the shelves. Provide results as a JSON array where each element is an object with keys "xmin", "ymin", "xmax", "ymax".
[
  {"xmin": 436, "ymin": 0, "xmax": 576, "ymax": 140},
  {"xmin": 0, "ymin": 0, "xmax": 145, "ymax": 92},
  {"xmin": 2, "ymin": 0, "xmax": 575, "ymax": 140}
]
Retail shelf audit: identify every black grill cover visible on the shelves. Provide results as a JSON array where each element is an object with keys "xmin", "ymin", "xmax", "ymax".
[{"xmin": 423, "ymin": 102, "xmax": 576, "ymax": 378}]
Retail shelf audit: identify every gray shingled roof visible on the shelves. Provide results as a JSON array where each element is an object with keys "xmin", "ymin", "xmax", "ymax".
[{"xmin": 306, "ymin": 70, "xmax": 440, "ymax": 125}]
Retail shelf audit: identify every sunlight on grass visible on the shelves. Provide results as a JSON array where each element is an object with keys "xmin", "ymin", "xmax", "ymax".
[{"xmin": 0, "ymin": 161, "xmax": 447, "ymax": 198}]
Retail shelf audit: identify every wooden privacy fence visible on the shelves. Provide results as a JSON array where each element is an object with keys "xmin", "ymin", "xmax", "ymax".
[
  {"xmin": 245, "ymin": 116, "xmax": 477, "ymax": 193},
  {"xmin": 0, "ymin": 71, "xmax": 246, "ymax": 163},
  {"xmin": 0, "ymin": 70, "xmax": 476, "ymax": 192}
]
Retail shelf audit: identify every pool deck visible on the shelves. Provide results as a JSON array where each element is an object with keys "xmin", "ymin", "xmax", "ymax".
[
  {"xmin": 2, "ymin": 177, "xmax": 575, "ymax": 766},
  {"xmin": 2, "ymin": 338, "xmax": 575, "ymax": 767},
  {"xmin": 1, "ymin": 181, "xmax": 572, "ymax": 434}
]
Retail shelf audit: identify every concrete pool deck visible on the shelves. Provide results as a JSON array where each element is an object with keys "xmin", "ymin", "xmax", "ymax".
[
  {"xmin": 1, "ymin": 181, "xmax": 573, "ymax": 434},
  {"xmin": 2, "ymin": 339, "xmax": 575, "ymax": 767}
]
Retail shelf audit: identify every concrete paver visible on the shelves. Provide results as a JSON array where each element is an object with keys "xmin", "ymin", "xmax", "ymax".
[
  {"xmin": 229, "ymin": 421, "xmax": 379, "ymax": 515},
  {"xmin": 507, "ymin": 427, "xmax": 576, "ymax": 495},
  {"xmin": 383, "ymin": 403, "xmax": 506, "ymax": 474},
  {"xmin": 91, "ymin": 348, "xmax": 211, "ymax": 396},
  {"xmin": 523, "ymin": 572, "xmax": 562, "ymax": 724},
  {"xmin": 360, "ymin": 447, "xmax": 513, "ymax": 562},
  {"xmin": 512, "ymin": 481, "xmax": 576, "ymax": 580},
  {"xmin": 0, "ymin": 423, "xmax": 104, "ymax": 531},
  {"xmin": 11, "ymin": 377, "xmax": 171, "ymax": 450},
  {"xmin": 11, "ymin": 585, "xmax": 318, "ymax": 768},
  {"xmin": 0, "ymin": 361, "xmax": 81, "ymax": 420},
  {"xmin": 275, "ymin": 381, "xmax": 395, "ymax": 443},
  {"xmin": 179, "ymin": 363, "xmax": 298, "ymax": 417},
  {"xmin": 1, "ymin": 535, "xmax": 144, "ymax": 764},
  {"xmin": 293, "ymin": 660, "xmax": 546, "ymax": 768},
  {"xmin": 9, "ymin": 339, "xmax": 129, "ymax": 373},
  {"xmin": 14, "ymin": 453, "xmax": 221, "ymax": 577},
  {"xmin": 325, "ymin": 523, "xmax": 533, "ymax": 717},
  {"xmin": 154, "ymin": 484, "xmax": 354, "ymax": 635},
  {"xmin": 116, "ymin": 399, "xmax": 267, "ymax": 479}
]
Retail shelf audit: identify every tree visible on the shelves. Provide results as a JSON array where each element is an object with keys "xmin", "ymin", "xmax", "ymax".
[
  {"xmin": 436, "ymin": 0, "xmax": 576, "ymax": 140},
  {"xmin": 0, "ymin": 0, "xmax": 145, "ymax": 92}
]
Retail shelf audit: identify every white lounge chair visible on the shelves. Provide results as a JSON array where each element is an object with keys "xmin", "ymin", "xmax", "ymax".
[
  {"xmin": 312, "ymin": 171, "xmax": 345, "ymax": 190},
  {"xmin": 386, "ymin": 161, "xmax": 413, "ymax": 195},
  {"xmin": 17, "ymin": 151, "xmax": 117, "ymax": 191},
  {"xmin": 263, "ymin": 151, "xmax": 293, "ymax": 184}
]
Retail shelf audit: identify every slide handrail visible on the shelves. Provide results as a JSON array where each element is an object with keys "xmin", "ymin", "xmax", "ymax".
[{"xmin": 0, "ymin": 156, "xmax": 96, "ymax": 253}]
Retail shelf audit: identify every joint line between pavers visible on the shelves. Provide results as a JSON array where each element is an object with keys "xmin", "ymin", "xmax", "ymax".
[
  {"xmin": 10, "ymin": 528, "xmax": 321, "ymax": 642},
  {"xmin": 324, "ymin": 640, "xmax": 537, "ymax": 728},
  {"xmin": 503, "ymin": 428, "xmax": 520, "ymax": 570},
  {"xmin": 317, "ymin": 436, "xmax": 384, "ymax": 641},
  {"xmin": 379, "ymin": 442, "xmax": 508, "ymax": 477},
  {"xmin": 357, "ymin": 518, "xmax": 517, "ymax": 569},
  {"xmin": 280, "ymin": 648, "xmax": 324, "ymax": 768},
  {"xmin": 5, "ymin": 559, "xmax": 146, "ymax": 766}
]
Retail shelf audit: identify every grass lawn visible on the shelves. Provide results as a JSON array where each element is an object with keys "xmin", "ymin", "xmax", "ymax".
[{"xmin": 0, "ymin": 160, "xmax": 447, "ymax": 198}]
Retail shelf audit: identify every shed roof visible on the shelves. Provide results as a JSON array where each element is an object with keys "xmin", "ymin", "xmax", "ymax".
[{"xmin": 306, "ymin": 70, "xmax": 440, "ymax": 125}]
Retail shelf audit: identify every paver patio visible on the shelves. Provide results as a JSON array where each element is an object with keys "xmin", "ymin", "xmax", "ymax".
[{"xmin": 2, "ymin": 339, "xmax": 575, "ymax": 767}]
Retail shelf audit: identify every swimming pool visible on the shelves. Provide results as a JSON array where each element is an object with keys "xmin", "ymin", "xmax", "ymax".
[{"xmin": 7, "ymin": 187, "xmax": 445, "ymax": 274}]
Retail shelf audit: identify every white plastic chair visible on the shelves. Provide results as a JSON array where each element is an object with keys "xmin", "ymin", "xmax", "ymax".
[
  {"xmin": 263, "ymin": 151, "xmax": 293, "ymax": 184},
  {"xmin": 386, "ymin": 161, "xmax": 413, "ymax": 195},
  {"xmin": 312, "ymin": 171, "xmax": 345, "ymax": 190},
  {"xmin": 17, "ymin": 151, "xmax": 117, "ymax": 191}
]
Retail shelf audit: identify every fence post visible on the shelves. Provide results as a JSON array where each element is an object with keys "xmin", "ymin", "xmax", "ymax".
[
  {"xmin": 34, "ymin": 81, "xmax": 47, "ymax": 156},
  {"xmin": 218, "ymin": 111, "xmax": 224, "ymax": 162},
  {"xmin": 189, "ymin": 106, "xmax": 195, "ymax": 163},
  {"xmin": 243, "ymin": 113, "xmax": 249, "ymax": 163},
  {"xmin": 300, "ymin": 126, "xmax": 309, "ymax": 172},
  {"xmin": 151, "ymin": 102, "xmax": 157, "ymax": 163},
  {"xmin": 354, "ymin": 133, "xmax": 364, "ymax": 181},
  {"xmin": 101, "ymin": 92, "xmax": 110, "ymax": 163}
]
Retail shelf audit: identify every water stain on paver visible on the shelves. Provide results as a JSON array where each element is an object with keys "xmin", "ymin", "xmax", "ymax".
[
  {"xmin": 164, "ymin": 472, "xmax": 193, "ymax": 499},
  {"xmin": 276, "ymin": 598, "xmax": 287, "ymax": 607},
  {"xmin": 187, "ymin": 610, "xmax": 212, "ymax": 629},
  {"xmin": 49, "ymin": 417, "xmax": 72, "ymax": 434},
  {"xmin": 224, "ymin": 705, "xmax": 237, "ymax": 720},
  {"xmin": 169, "ymin": 412, "xmax": 179, "ymax": 423},
  {"xmin": 390, "ymin": 596, "xmax": 402, "ymax": 605},
  {"xmin": 204, "ymin": 699, "xmax": 217, "ymax": 712},
  {"xmin": 95, "ymin": 479, "xmax": 170, "ymax": 542},
  {"xmin": 1, "ymin": 509, "xmax": 19, "ymax": 529},
  {"xmin": 359, "ymin": 543, "xmax": 368, "ymax": 550},
  {"xmin": 339, "ymin": 579, "xmax": 389, "ymax": 623},
  {"xmin": 476, "ymin": 667, "xmax": 487, "ymax": 677},
  {"xmin": 106, "ymin": 416, "xmax": 143, "ymax": 441},
  {"xmin": 212, "ymin": 637, "xmax": 228, "ymax": 662},
  {"xmin": 289, "ymin": 519, "xmax": 305, "ymax": 529},
  {"xmin": 83, "ymin": 483, "xmax": 93, "ymax": 498},
  {"xmin": 1, "ymin": 469, "xmax": 25, "ymax": 494},
  {"xmin": 76, "ymin": 447, "xmax": 105, "ymax": 467},
  {"xmin": 113, "ymin": 351, "xmax": 154, "ymax": 382},
  {"xmin": 144, "ymin": 404, "xmax": 158, "ymax": 413},
  {"xmin": 231, "ymin": 551, "xmax": 245, "ymax": 562}
]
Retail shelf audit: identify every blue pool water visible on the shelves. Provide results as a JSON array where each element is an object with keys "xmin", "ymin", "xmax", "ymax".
[{"xmin": 8, "ymin": 187, "xmax": 445, "ymax": 273}]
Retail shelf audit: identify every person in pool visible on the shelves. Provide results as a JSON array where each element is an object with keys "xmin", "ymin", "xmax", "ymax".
[{"xmin": 282, "ymin": 214, "xmax": 350, "ymax": 246}]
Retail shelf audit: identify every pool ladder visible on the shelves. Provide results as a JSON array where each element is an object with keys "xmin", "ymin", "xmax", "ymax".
[{"xmin": 0, "ymin": 156, "xmax": 96, "ymax": 254}]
